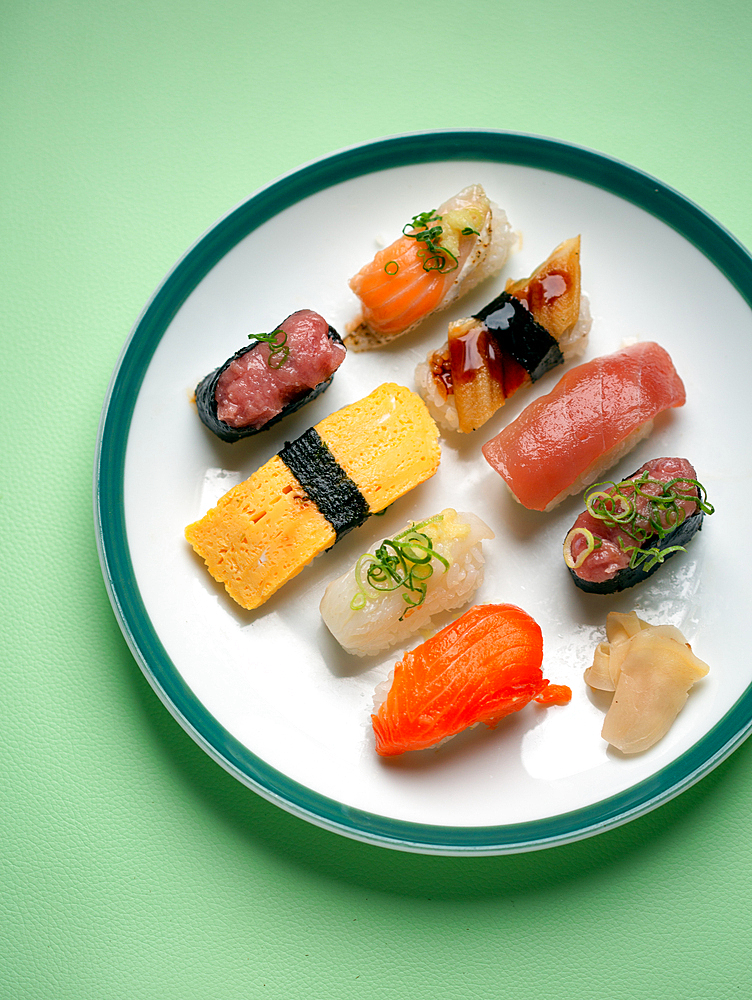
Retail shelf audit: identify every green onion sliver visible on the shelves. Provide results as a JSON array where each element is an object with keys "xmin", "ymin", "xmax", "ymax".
[
  {"xmin": 401, "ymin": 210, "xmax": 459, "ymax": 274},
  {"xmin": 563, "ymin": 527, "xmax": 599, "ymax": 570},
  {"xmin": 248, "ymin": 328, "xmax": 290, "ymax": 369},
  {"xmin": 349, "ymin": 516, "xmax": 450, "ymax": 619}
]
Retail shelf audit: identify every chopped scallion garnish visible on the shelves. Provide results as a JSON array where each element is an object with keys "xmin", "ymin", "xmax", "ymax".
[
  {"xmin": 401, "ymin": 210, "xmax": 462, "ymax": 274},
  {"xmin": 582, "ymin": 473, "xmax": 714, "ymax": 571},
  {"xmin": 350, "ymin": 516, "xmax": 449, "ymax": 619},
  {"xmin": 563, "ymin": 527, "xmax": 601, "ymax": 570},
  {"xmin": 247, "ymin": 328, "xmax": 289, "ymax": 369}
]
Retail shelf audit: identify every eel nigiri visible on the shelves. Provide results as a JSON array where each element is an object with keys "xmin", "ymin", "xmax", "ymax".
[
  {"xmin": 563, "ymin": 457, "xmax": 714, "ymax": 594},
  {"xmin": 481, "ymin": 341, "xmax": 686, "ymax": 512},
  {"xmin": 416, "ymin": 236, "xmax": 592, "ymax": 433},
  {"xmin": 195, "ymin": 309, "xmax": 346, "ymax": 442},
  {"xmin": 371, "ymin": 604, "xmax": 571, "ymax": 757},
  {"xmin": 185, "ymin": 383, "xmax": 440, "ymax": 611},
  {"xmin": 320, "ymin": 508, "xmax": 494, "ymax": 657},
  {"xmin": 346, "ymin": 185, "xmax": 514, "ymax": 351},
  {"xmin": 585, "ymin": 611, "xmax": 709, "ymax": 754}
]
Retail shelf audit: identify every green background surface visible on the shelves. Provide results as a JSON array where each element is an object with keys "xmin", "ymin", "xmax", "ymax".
[{"xmin": 3, "ymin": 1, "xmax": 752, "ymax": 997}]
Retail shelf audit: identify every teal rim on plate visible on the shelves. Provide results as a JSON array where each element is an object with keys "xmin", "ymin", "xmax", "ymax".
[{"xmin": 95, "ymin": 129, "xmax": 752, "ymax": 855}]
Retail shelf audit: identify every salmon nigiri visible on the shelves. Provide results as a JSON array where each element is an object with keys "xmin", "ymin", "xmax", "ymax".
[
  {"xmin": 371, "ymin": 604, "xmax": 570, "ymax": 757},
  {"xmin": 482, "ymin": 341, "xmax": 686, "ymax": 512},
  {"xmin": 346, "ymin": 185, "xmax": 514, "ymax": 351}
]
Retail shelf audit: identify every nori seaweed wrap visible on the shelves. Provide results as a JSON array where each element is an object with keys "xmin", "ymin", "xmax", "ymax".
[{"xmin": 474, "ymin": 290, "xmax": 564, "ymax": 383}]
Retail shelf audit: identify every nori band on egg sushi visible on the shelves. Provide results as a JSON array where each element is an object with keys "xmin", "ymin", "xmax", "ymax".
[
  {"xmin": 195, "ymin": 320, "xmax": 345, "ymax": 443},
  {"xmin": 568, "ymin": 508, "xmax": 705, "ymax": 594},
  {"xmin": 278, "ymin": 427, "xmax": 371, "ymax": 540},
  {"xmin": 474, "ymin": 291, "xmax": 564, "ymax": 383}
]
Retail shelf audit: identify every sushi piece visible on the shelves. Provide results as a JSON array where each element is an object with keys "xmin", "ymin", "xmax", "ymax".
[
  {"xmin": 371, "ymin": 603, "xmax": 571, "ymax": 757},
  {"xmin": 481, "ymin": 341, "xmax": 686, "ymax": 512},
  {"xmin": 345, "ymin": 184, "xmax": 514, "ymax": 351},
  {"xmin": 195, "ymin": 309, "xmax": 346, "ymax": 442},
  {"xmin": 320, "ymin": 508, "xmax": 494, "ymax": 656},
  {"xmin": 563, "ymin": 458, "xmax": 714, "ymax": 594},
  {"xmin": 417, "ymin": 236, "xmax": 592, "ymax": 433},
  {"xmin": 185, "ymin": 383, "xmax": 440, "ymax": 611},
  {"xmin": 585, "ymin": 611, "xmax": 709, "ymax": 754}
]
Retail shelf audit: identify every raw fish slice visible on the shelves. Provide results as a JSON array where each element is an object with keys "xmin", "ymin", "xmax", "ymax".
[
  {"xmin": 371, "ymin": 604, "xmax": 570, "ymax": 756},
  {"xmin": 346, "ymin": 185, "xmax": 513, "ymax": 350},
  {"xmin": 481, "ymin": 341, "xmax": 686, "ymax": 512}
]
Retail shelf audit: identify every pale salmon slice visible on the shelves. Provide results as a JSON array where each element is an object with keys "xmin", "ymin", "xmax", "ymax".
[
  {"xmin": 349, "ymin": 234, "xmax": 454, "ymax": 338},
  {"xmin": 371, "ymin": 604, "xmax": 569, "ymax": 757},
  {"xmin": 481, "ymin": 341, "xmax": 686, "ymax": 512},
  {"xmin": 346, "ymin": 185, "xmax": 513, "ymax": 350}
]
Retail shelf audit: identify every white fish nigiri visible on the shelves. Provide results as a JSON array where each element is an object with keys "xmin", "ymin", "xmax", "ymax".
[{"xmin": 319, "ymin": 509, "xmax": 494, "ymax": 656}]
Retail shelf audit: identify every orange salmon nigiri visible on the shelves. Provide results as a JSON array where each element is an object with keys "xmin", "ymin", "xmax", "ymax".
[
  {"xmin": 346, "ymin": 185, "xmax": 514, "ymax": 351},
  {"xmin": 371, "ymin": 604, "xmax": 570, "ymax": 757}
]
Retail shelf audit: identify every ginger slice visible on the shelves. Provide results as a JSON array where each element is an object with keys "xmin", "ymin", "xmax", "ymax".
[{"xmin": 585, "ymin": 611, "xmax": 709, "ymax": 754}]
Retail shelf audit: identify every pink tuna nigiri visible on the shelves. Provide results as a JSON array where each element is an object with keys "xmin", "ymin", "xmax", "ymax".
[
  {"xmin": 371, "ymin": 603, "xmax": 570, "ymax": 757},
  {"xmin": 481, "ymin": 341, "xmax": 686, "ymax": 512}
]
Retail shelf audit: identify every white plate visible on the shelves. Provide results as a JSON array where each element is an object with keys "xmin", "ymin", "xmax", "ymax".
[{"xmin": 95, "ymin": 130, "xmax": 752, "ymax": 854}]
